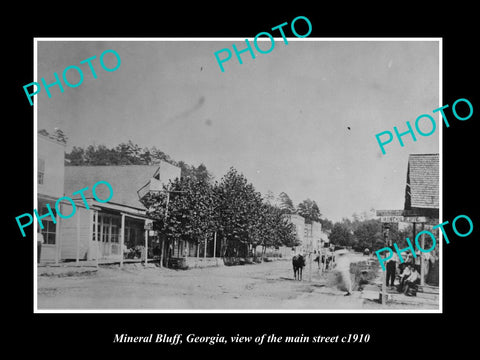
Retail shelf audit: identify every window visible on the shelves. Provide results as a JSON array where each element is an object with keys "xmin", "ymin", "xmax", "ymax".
[
  {"xmin": 38, "ymin": 158, "xmax": 45, "ymax": 185},
  {"xmin": 93, "ymin": 213, "xmax": 121, "ymax": 243},
  {"xmin": 111, "ymin": 223, "xmax": 119, "ymax": 243},
  {"xmin": 38, "ymin": 203, "xmax": 56, "ymax": 245},
  {"xmin": 42, "ymin": 220, "xmax": 56, "ymax": 244},
  {"xmin": 101, "ymin": 217, "xmax": 110, "ymax": 242}
]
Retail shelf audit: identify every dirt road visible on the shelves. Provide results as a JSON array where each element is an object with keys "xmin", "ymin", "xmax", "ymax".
[{"xmin": 37, "ymin": 253, "xmax": 434, "ymax": 310}]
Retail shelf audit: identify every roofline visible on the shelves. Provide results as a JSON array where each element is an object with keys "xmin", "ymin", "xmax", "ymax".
[
  {"xmin": 69, "ymin": 197, "xmax": 146, "ymax": 212},
  {"xmin": 408, "ymin": 153, "xmax": 439, "ymax": 156},
  {"xmin": 64, "ymin": 164, "xmax": 162, "ymax": 169},
  {"xmin": 38, "ymin": 133, "xmax": 66, "ymax": 147}
]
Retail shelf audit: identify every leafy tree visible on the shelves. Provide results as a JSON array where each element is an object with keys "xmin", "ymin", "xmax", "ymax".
[
  {"xmin": 329, "ymin": 222, "xmax": 354, "ymax": 247},
  {"xmin": 278, "ymin": 192, "xmax": 295, "ymax": 214},
  {"xmin": 38, "ymin": 128, "xmax": 67, "ymax": 144},
  {"xmin": 65, "ymin": 146, "xmax": 85, "ymax": 165},
  {"xmin": 264, "ymin": 190, "xmax": 276, "ymax": 205},
  {"xmin": 180, "ymin": 162, "xmax": 213, "ymax": 183},
  {"xmin": 319, "ymin": 218, "xmax": 334, "ymax": 232},
  {"xmin": 38, "ymin": 129, "xmax": 50, "ymax": 137},
  {"xmin": 150, "ymin": 146, "xmax": 173, "ymax": 164},
  {"xmin": 297, "ymin": 199, "xmax": 321, "ymax": 224},
  {"xmin": 215, "ymin": 168, "xmax": 264, "ymax": 258},
  {"xmin": 64, "ymin": 141, "xmax": 213, "ymax": 182},
  {"xmin": 140, "ymin": 166, "xmax": 298, "ymax": 265},
  {"xmin": 52, "ymin": 128, "xmax": 68, "ymax": 144},
  {"xmin": 141, "ymin": 176, "xmax": 217, "ymax": 265},
  {"xmin": 353, "ymin": 219, "xmax": 383, "ymax": 251},
  {"xmin": 84, "ymin": 145, "xmax": 113, "ymax": 165},
  {"xmin": 254, "ymin": 203, "xmax": 297, "ymax": 257}
]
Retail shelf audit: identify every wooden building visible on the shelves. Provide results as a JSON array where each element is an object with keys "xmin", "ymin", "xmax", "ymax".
[
  {"xmin": 37, "ymin": 133, "xmax": 66, "ymax": 263},
  {"xmin": 59, "ymin": 162, "xmax": 180, "ymax": 263},
  {"xmin": 378, "ymin": 153, "xmax": 440, "ymax": 286},
  {"xmin": 404, "ymin": 153, "xmax": 439, "ymax": 220}
]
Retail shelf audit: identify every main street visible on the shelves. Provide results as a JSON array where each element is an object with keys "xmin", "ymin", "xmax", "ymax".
[
  {"xmin": 37, "ymin": 253, "xmax": 434, "ymax": 310},
  {"xmin": 38, "ymin": 255, "xmax": 365, "ymax": 310}
]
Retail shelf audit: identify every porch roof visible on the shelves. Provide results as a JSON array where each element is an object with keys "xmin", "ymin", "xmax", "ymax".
[{"xmin": 65, "ymin": 165, "xmax": 161, "ymax": 210}]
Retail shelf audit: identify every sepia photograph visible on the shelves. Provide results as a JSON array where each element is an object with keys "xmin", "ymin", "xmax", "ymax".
[{"xmin": 33, "ymin": 38, "xmax": 441, "ymax": 312}]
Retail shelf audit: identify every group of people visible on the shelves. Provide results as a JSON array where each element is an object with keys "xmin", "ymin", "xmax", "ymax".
[
  {"xmin": 384, "ymin": 248, "xmax": 422, "ymax": 296},
  {"xmin": 313, "ymin": 247, "xmax": 336, "ymax": 272}
]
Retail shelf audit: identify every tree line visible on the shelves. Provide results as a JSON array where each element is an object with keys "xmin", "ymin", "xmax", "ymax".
[
  {"xmin": 328, "ymin": 212, "xmax": 415, "ymax": 252},
  {"xmin": 140, "ymin": 168, "xmax": 300, "ymax": 262},
  {"xmin": 58, "ymin": 135, "xmax": 311, "ymax": 260},
  {"xmin": 60, "ymin": 133, "xmax": 395, "ymax": 257},
  {"xmin": 63, "ymin": 138, "xmax": 212, "ymax": 182}
]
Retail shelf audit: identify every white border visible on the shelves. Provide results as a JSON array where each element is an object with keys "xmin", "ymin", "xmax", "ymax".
[{"xmin": 34, "ymin": 37, "xmax": 442, "ymax": 314}]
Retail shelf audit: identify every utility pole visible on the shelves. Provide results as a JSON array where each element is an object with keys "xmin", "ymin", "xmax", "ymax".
[
  {"xmin": 160, "ymin": 189, "xmax": 187, "ymax": 268},
  {"xmin": 381, "ymin": 224, "xmax": 390, "ymax": 305}
]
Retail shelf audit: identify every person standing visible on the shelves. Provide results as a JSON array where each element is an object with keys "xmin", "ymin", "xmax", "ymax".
[
  {"xmin": 386, "ymin": 249, "xmax": 398, "ymax": 288},
  {"xmin": 37, "ymin": 227, "xmax": 44, "ymax": 264},
  {"xmin": 335, "ymin": 249, "xmax": 352, "ymax": 296}
]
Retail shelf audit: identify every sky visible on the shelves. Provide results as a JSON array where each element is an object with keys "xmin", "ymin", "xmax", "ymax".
[{"xmin": 36, "ymin": 39, "xmax": 440, "ymax": 222}]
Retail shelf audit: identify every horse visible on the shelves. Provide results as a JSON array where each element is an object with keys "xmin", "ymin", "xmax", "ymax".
[{"xmin": 292, "ymin": 254, "xmax": 306, "ymax": 280}]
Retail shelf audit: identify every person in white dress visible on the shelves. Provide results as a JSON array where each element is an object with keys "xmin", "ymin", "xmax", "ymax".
[{"xmin": 335, "ymin": 249, "xmax": 352, "ymax": 296}]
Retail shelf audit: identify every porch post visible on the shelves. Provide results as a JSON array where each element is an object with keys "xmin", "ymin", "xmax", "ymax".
[
  {"xmin": 106, "ymin": 217, "xmax": 110, "ymax": 257},
  {"xmin": 76, "ymin": 209, "xmax": 80, "ymax": 265},
  {"xmin": 120, "ymin": 213, "xmax": 125, "ymax": 268},
  {"xmin": 412, "ymin": 222, "xmax": 417, "ymax": 245},
  {"xmin": 55, "ymin": 211, "xmax": 60, "ymax": 265},
  {"xmin": 145, "ymin": 229, "xmax": 148, "ymax": 265},
  {"xmin": 94, "ymin": 210, "xmax": 99, "ymax": 268},
  {"xmin": 420, "ymin": 223, "xmax": 425, "ymax": 286}
]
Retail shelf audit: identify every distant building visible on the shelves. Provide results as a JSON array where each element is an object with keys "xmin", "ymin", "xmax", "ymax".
[
  {"xmin": 320, "ymin": 229, "xmax": 330, "ymax": 244},
  {"xmin": 304, "ymin": 221, "xmax": 322, "ymax": 251},
  {"xmin": 283, "ymin": 214, "xmax": 305, "ymax": 248},
  {"xmin": 283, "ymin": 214, "xmax": 331, "ymax": 253}
]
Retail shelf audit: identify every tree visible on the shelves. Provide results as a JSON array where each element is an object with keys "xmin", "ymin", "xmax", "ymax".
[
  {"xmin": 215, "ymin": 168, "xmax": 264, "ymax": 258},
  {"xmin": 38, "ymin": 129, "xmax": 50, "ymax": 137},
  {"xmin": 64, "ymin": 141, "xmax": 214, "ymax": 182},
  {"xmin": 52, "ymin": 128, "xmax": 68, "ymax": 144},
  {"xmin": 353, "ymin": 219, "xmax": 382, "ymax": 251},
  {"xmin": 195, "ymin": 164, "xmax": 213, "ymax": 183},
  {"xmin": 84, "ymin": 145, "xmax": 113, "ymax": 165},
  {"xmin": 319, "ymin": 217, "xmax": 334, "ymax": 232},
  {"xmin": 278, "ymin": 192, "xmax": 295, "ymax": 214},
  {"xmin": 38, "ymin": 128, "xmax": 67, "ymax": 144},
  {"xmin": 65, "ymin": 146, "xmax": 85, "ymax": 165},
  {"xmin": 180, "ymin": 163, "xmax": 213, "ymax": 183},
  {"xmin": 297, "ymin": 199, "xmax": 321, "ymax": 224},
  {"xmin": 329, "ymin": 222, "xmax": 354, "ymax": 247},
  {"xmin": 264, "ymin": 190, "xmax": 276, "ymax": 205},
  {"xmin": 150, "ymin": 146, "xmax": 173, "ymax": 164},
  {"xmin": 141, "ymin": 176, "xmax": 217, "ymax": 265},
  {"xmin": 140, "ymin": 166, "xmax": 298, "ymax": 266}
]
